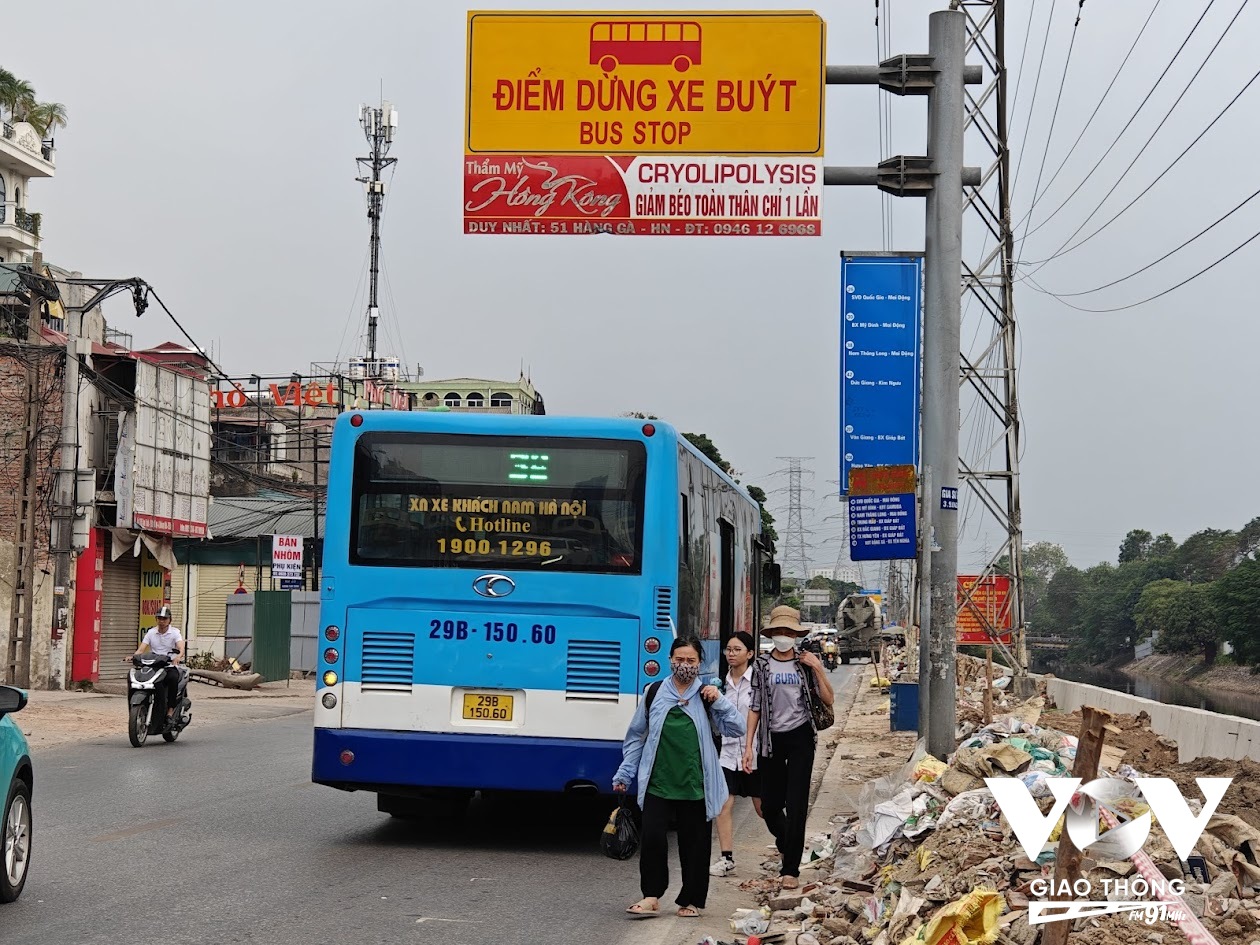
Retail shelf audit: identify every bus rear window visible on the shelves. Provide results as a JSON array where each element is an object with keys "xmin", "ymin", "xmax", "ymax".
[{"xmin": 350, "ymin": 433, "xmax": 647, "ymax": 573}]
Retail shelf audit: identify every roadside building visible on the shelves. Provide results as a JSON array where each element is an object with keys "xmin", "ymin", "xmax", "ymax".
[
  {"xmin": 170, "ymin": 492, "xmax": 319, "ymax": 659},
  {"xmin": 0, "ymin": 265, "xmax": 212, "ymax": 688},
  {"xmin": 399, "ymin": 373, "xmax": 545, "ymax": 414},
  {"xmin": 0, "ymin": 117, "xmax": 54, "ymax": 267}
]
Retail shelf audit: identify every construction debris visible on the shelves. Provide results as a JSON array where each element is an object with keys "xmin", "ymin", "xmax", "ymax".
[{"xmin": 726, "ymin": 651, "xmax": 1260, "ymax": 945}]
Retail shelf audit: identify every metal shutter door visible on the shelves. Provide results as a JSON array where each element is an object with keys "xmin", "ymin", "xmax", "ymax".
[
  {"xmin": 100, "ymin": 554, "xmax": 142, "ymax": 681},
  {"xmin": 169, "ymin": 565, "xmax": 187, "ymax": 629}
]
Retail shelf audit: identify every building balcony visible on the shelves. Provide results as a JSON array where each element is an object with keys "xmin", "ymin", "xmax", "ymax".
[
  {"xmin": 0, "ymin": 202, "xmax": 39, "ymax": 256},
  {"xmin": 0, "ymin": 122, "xmax": 55, "ymax": 178}
]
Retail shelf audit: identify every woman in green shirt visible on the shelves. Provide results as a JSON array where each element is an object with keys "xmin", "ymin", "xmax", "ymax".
[{"xmin": 613, "ymin": 636, "xmax": 745, "ymax": 918}]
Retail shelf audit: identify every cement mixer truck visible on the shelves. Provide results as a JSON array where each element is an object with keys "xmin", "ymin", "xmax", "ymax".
[{"xmin": 835, "ymin": 594, "xmax": 885, "ymax": 664}]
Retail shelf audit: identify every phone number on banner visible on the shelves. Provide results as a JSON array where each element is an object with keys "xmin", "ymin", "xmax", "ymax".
[{"xmin": 463, "ymin": 218, "xmax": 820, "ymax": 236}]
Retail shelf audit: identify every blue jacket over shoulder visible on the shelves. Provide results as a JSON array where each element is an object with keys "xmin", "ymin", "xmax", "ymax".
[{"xmin": 613, "ymin": 677, "xmax": 746, "ymax": 821}]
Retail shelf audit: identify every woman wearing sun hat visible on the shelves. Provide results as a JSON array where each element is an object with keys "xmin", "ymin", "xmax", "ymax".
[{"xmin": 741, "ymin": 605, "xmax": 834, "ymax": 888}]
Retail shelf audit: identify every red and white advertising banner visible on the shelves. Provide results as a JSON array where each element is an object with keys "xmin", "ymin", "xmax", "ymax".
[{"xmin": 463, "ymin": 155, "xmax": 822, "ymax": 236}]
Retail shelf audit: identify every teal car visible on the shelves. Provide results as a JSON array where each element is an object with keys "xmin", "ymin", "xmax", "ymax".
[{"xmin": 0, "ymin": 686, "xmax": 32, "ymax": 903}]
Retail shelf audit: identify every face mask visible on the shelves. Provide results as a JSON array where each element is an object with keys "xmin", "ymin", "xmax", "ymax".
[
  {"xmin": 671, "ymin": 662, "xmax": 700, "ymax": 684},
  {"xmin": 772, "ymin": 635, "xmax": 796, "ymax": 653}
]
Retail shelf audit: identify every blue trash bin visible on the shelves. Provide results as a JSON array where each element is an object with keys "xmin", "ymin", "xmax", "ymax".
[{"xmin": 890, "ymin": 681, "xmax": 919, "ymax": 732}]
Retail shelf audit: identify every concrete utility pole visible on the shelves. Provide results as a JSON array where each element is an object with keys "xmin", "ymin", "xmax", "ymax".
[
  {"xmin": 49, "ymin": 281, "xmax": 83, "ymax": 689},
  {"xmin": 824, "ymin": 9, "xmax": 977, "ymax": 756},
  {"xmin": 46, "ymin": 273, "xmax": 149, "ymax": 688},
  {"xmin": 920, "ymin": 10, "xmax": 965, "ymax": 759},
  {"xmin": 5, "ymin": 252, "xmax": 45, "ymax": 687}
]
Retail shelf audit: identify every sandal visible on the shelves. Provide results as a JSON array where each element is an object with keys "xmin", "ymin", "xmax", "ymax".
[
  {"xmin": 781, "ymin": 875, "xmax": 799, "ymax": 889},
  {"xmin": 677, "ymin": 906, "xmax": 701, "ymax": 918},
  {"xmin": 626, "ymin": 898, "xmax": 660, "ymax": 919}
]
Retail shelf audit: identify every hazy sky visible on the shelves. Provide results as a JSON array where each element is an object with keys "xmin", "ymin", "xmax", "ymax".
[{"xmin": 10, "ymin": 0, "xmax": 1259, "ymax": 575}]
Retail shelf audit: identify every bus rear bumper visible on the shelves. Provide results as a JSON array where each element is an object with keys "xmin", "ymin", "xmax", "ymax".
[{"xmin": 311, "ymin": 727, "xmax": 623, "ymax": 795}]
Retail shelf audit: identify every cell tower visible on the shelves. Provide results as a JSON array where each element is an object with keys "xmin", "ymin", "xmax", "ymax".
[
  {"xmin": 354, "ymin": 100, "xmax": 398, "ymax": 381},
  {"xmin": 776, "ymin": 456, "xmax": 814, "ymax": 587}
]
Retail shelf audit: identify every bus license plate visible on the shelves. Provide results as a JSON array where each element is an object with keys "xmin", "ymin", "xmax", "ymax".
[{"xmin": 462, "ymin": 692, "xmax": 514, "ymax": 721}]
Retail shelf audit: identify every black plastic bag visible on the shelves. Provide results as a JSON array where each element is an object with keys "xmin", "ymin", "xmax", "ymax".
[{"xmin": 599, "ymin": 798, "xmax": 640, "ymax": 860}]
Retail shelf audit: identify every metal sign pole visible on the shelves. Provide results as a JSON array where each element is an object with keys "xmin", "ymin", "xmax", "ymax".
[{"xmin": 921, "ymin": 10, "xmax": 965, "ymax": 760}]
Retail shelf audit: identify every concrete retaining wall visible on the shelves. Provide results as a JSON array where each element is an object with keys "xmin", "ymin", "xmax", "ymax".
[{"xmin": 1044, "ymin": 677, "xmax": 1260, "ymax": 763}]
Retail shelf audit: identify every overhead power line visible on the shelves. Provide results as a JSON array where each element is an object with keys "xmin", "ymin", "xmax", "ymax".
[
  {"xmin": 1010, "ymin": 0, "xmax": 1056, "ymax": 193},
  {"xmin": 1018, "ymin": 0, "xmax": 1086, "ymax": 245},
  {"xmin": 1020, "ymin": 57, "xmax": 1260, "ymax": 271},
  {"xmin": 1017, "ymin": 0, "xmax": 1164, "ymax": 225},
  {"xmin": 1043, "ymin": 185, "xmax": 1260, "ymax": 297},
  {"xmin": 1016, "ymin": 0, "xmax": 1222, "ymax": 244},
  {"xmin": 1026, "ymin": 227, "xmax": 1260, "ymax": 312}
]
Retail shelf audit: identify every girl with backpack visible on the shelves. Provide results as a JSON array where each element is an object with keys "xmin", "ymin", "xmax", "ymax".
[{"xmin": 613, "ymin": 636, "xmax": 745, "ymax": 919}]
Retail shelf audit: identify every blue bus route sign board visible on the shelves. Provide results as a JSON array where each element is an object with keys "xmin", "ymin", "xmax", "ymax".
[
  {"xmin": 849, "ymin": 492, "xmax": 917, "ymax": 561},
  {"xmin": 839, "ymin": 254, "xmax": 923, "ymax": 494}
]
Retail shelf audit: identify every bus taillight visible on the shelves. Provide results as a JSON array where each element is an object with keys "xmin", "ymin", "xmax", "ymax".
[
  {"xmin": 644, "ymin": 660, "xmax": 660, "ymax": 677},
  {"xmin": 644, "ymin": 637, "xmax": 660, "ymax": 654}
]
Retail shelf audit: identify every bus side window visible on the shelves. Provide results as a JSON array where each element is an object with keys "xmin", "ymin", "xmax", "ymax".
[{"xmin": 680, "ymin": 493, "xmax": 690, "ymax": 566}]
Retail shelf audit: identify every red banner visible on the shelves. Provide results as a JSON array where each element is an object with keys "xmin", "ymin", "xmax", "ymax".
[
  {"xmin": 463, "ymin": 154, "xmax": 822, "ymax": 236},
  {"xmin": 956, "ymin": 574, "xmax": 1013, "ymax": 645}
]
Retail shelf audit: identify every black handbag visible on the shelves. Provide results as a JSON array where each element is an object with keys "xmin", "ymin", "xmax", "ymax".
[
  {"xmin": 599, "ymin": 797, "xmax": 641, "ymax": 860},
  {"xmin": 802, "ymin": 665, "xmax": 835, "ymax": 732}
]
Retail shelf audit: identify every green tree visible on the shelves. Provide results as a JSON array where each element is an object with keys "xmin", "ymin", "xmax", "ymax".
[
  {"xmin": 682, "ymin": 432, "xmax": 735, "ymax": 476},
  {"xmin": 745, "ymin": 484, "xmax": 777, "ymax": 544},
  {"xmin": 1118, "ymin": 529, "xmax": 1155, "ymax": 564},
  {"xmin": 1214, "ymin": 558, "xmax": 1260, "ymax": 665},
  {"xmin": 26, "ymin": 101, "xmax": 67, "ymax": 139},
  {"xmin": 1040, "ymin": 565, "xmax": 1086, "ymax": 637},
  {"xmin": 1150, "ymin": 533, "xmax": 1177, "ymax": 559},
  {"xmin": 1136, "ymin": 579, "xmax": 1219, "ymax": 663},
  {"xmin": 0, "ymin": 72, "xmax": 35, "ymax": 124},
  {"xmin": 1004, "ymin": 541, "xmax": 1071, "ymax": 628},
  {"xmin": 1175, "ymin": 529, "xmax": 1237, "ymax": 584}
]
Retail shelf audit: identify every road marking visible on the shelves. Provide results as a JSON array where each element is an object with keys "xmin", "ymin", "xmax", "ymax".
[
  {"xmin": 90, "ymin": 817, "xmax": 184, "ymax": 842},
  {"xmin": 413, "ymin": 917, "xmax": 482, "ymax": 924}
]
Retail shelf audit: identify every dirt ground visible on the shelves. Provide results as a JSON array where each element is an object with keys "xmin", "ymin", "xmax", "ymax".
[
  {"xmin": 1038, "ymin": 706, "xmax": 1181, "ymax": 771},
  {"xmin": 1126, "ymin": 653, "xmax": 1260, "ymax": 698},
  {"xmin": 14, "ymin": 679, "xmax": 314, "ymax": 750}
]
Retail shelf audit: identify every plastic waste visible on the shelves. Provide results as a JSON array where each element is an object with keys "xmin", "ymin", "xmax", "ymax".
[{"xmin": 921, "ymin": 888, "xmax": 1003, "ymax": 945}]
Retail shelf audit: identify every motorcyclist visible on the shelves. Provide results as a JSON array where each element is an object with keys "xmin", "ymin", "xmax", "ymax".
[
  {"xmin": 821, "ymin": 634, "xmax": 838, "ymax": 669},
  {"xmin": 132, "ymin": 605, "xmax": 185, "ymax": 724}
]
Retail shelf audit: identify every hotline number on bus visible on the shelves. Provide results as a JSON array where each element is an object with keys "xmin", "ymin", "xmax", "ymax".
[
  {"xmin": 437, "ymin": 538, "xmax": 553, "ymax": 558},
  {"xmin": 429, "ymin": 619, "xmax": 558, "ymax": 645}
]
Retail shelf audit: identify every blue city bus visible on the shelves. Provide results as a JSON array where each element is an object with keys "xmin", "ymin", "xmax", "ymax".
[{"xmin": 311, "ymin": 411, "xmax": 777, "ymax": 812}]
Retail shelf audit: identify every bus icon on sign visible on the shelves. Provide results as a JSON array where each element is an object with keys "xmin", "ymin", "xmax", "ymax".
[{"xmin": 590, "ymin": 21, "xmax": 702, "ymax": 74}]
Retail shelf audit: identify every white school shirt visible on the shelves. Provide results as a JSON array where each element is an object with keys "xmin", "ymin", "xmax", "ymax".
[{"xmin": 719, "ymin": 669, "xmax": 758, "ymax": 771}]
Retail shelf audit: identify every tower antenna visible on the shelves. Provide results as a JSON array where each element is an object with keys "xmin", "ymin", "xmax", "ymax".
[{"xmin": 356, "ymin": 97, "xmax": 398, "ymax": 377}]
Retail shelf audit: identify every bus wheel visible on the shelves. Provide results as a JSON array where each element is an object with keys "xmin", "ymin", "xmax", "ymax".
[
  {"xmin": 672, "ymin": 56, "xmax": 692, "ymax": 73},
  {"xmin": 599, "ymin": 55, "xmax": 618, "ymax": 73}
]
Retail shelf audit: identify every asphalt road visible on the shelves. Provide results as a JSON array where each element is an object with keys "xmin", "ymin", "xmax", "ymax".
[{"xmin": 2, "ymin": 707, "xmax": 636, "ymax": 945}]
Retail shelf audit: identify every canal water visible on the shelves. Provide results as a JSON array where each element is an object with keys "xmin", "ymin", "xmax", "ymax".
[{"xmin": 1043, "ymin": 662, "xmax": 1260, "ymax": 723}]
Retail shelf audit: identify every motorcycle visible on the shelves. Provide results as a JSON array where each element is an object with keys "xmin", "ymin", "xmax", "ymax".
[
  {"xmin": 822, "ymin": 650, "xmax": 839, "ymax": 672},
  {"xmin": 125, "ymin": 654, "xmax": 192, "ymax": 747}
]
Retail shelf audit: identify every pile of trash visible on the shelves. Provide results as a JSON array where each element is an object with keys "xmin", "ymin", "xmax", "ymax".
[{"xmin": 734, "ymin": 696, "xmax": 1260, "ymax": 945}]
